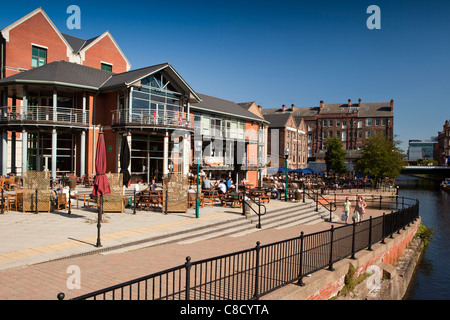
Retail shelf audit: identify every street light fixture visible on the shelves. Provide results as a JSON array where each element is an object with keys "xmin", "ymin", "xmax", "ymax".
[{"xmin": 284, "ymin": 148, "xmax": 289, "ymax": 202}]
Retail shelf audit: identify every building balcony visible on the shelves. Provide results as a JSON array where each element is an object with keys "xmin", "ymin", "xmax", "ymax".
[
  {"xmin": 112, "ymin": 109, "xmax": 193, "ymax": 131},
  {"xmin": 0, "ymin": 106, "xmax": 89, "ymax": 129}
]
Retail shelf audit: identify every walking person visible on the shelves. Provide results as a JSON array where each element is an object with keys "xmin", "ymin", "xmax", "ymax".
[
  {"xmin": 342, "ymin": 197, "xmax": 351, "ymax": 224},
  {"xmin": 354, "ymin": 196, "xmax": 366, "ymax": 223}
]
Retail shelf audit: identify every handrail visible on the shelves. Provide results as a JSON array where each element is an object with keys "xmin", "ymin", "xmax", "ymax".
[
  {"xmin": 240, "ymin": 189, "xmax": 266, "ymax": 229},
  {"xmin": 303, "ymin": 187, "xmax": 336, "ymax": 221}
]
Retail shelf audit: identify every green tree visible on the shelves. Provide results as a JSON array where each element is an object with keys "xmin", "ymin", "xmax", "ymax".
[
  {"xmin": 354, "ymin": 133, "xmax": 406, "ymax": 188},
  {"xmin": 325, "ymin": 136, "xmax": 347, "ymax": 176}
]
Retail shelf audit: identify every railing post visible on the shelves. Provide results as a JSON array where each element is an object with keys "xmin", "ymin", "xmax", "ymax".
[
  {"xmin": 381, "ymin": 212, "xmax": 386, "ymax": 244},
  {"xmin": 351, "ymin": 220, "xmax": 356, "ymax": 259},
  {"xmin": 368, "ymin": 216, "xmax": 373, "ymax": 251},
  {"xmin": 328, "ymin": 225, "xmax": 335, "ymax": 271},
  {"xmin": 1, "ymin": 188, "xmax": 4, "ymax": 214},
  {"xmin": 315, "ymin": 192, "xmax": 318, "ymax": 212},
  {"xmin": 185, "ymin": 256, "xmax": 191, "ymax": 300},
  {"xmin": 253, "ymin": 241, "xmax": 261, "ymax": 300},
  {"xmin": 390, "ymin": 211, "xmax": 394, "ymax": 239},
  {"xmin": 133, "ymin": 191, "xmax": 137, "ymax": 214},
  {"xmin": 297, "ymin": 232, "xmax": 305, "ymax": 286}
]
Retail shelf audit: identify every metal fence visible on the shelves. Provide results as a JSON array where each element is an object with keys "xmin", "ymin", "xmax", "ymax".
[
  {"xmin": 59, "ymin": 196, "xmax": 419, "ymax": 300},
  {"xmin": 0, "ymin": 106, "xmax": 89, "ymax": 126}
]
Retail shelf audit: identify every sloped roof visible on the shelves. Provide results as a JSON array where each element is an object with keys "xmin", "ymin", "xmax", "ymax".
[
  {"xmin": 0, "ymin": 60, "xmax": 200, "ymax": 102},
  {"xmin": 0, "ymin": 60, "xmax": 112, "ymax": 90},
  {"xmin": 61, "ymin": 33, "xmax": 100, "ymax": 53},
  {"xmin": 100, "ymin": 63, "xmax": 169, "ymax": 89},
  {"xmin": 192, "ymin": 94, "xmax": 267, "ymax": 122},
  {"xmin": 263, "ymin": 113, "xmax": 293, "ymax": 128}
]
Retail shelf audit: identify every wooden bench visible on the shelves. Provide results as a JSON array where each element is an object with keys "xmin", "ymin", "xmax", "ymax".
[
  {"xmin": 220, "ymin": 193, "xmax": 242, "ymax": 208},
  {"xmin": 202, "ymin": 190, "xmax": 220, "ymax": 206}
]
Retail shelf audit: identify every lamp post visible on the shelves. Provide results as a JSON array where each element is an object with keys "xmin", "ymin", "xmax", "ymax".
[
  {"xmin": 285, "ymin": 148, "xmax": 289, "ymax": 202},
  {"xmin": 195, "ymin": 141, "xmax": 202, "ymax": 219}
]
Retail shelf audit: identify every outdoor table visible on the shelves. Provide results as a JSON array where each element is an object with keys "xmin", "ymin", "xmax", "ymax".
[
  {"xmin": 249, "ymin": 189, "xmax": 271, "ymax": 203},
  {"xmin": 202, "ymin": 189, "xmax": 220, "ymax": 206},
  {"xmin": 72, "ymin": 193, "xmax": 88, "ymax": 209}
]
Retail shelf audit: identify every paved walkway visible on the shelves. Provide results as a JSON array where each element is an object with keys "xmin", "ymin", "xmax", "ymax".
[{"xmin": 0, "ymin": 187, "xmax": 393, "ymax": 300}]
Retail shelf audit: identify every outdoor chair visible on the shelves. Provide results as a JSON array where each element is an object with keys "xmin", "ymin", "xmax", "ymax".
[
  {"xmin": 188, "ymin": 192, "xmax": 204, "ymax": 208},
  {"xmin": 57, "ymin": 193, "xmax": 69, "ymax": 211}
]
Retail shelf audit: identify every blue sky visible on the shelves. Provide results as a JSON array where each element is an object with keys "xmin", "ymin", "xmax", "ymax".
[{"xmin": 2, "ymin": 0, "xmax": 449, "ymax": 152}]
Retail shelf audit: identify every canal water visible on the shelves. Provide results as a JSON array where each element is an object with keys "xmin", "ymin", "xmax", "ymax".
[{"xmin": 395, "ymin": 175, "xmax": 450, "ymax": 300}]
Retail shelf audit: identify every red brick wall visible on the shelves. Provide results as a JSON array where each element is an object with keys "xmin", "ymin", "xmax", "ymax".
[
  {"xmin": 4, "ymin": 11, "xmax": 69, "ymax": 76},
  {"xmin": 304, "ymin": 222, "xmax": 419, "ymax": 300},
  {"xmin": 83, "ymin": 34, "xmax": 128, "ymax": 73}
]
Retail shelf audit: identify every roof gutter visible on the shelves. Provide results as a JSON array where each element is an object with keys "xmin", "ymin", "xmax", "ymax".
[{"xmin": 0, "ymin": 79, "xmax": 99, "ymax": 91}]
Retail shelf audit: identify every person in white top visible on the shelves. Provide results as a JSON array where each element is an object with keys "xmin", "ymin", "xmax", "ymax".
[{"xmin": 218, "ymin": 180, "xmax": 227, "ymax": 194}]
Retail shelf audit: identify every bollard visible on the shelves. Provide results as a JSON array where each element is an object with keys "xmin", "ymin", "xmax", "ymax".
[{"xmin": 35, "ymin": 189, "xmax": 38, "ymax": 214}]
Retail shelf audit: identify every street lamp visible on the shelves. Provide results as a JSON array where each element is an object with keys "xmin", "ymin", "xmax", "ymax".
[
  {"xmin": 284, "ymin": 148, "xmax": 289, "ymax": 202},
  {"xmin": 194, "ymin": 140, "xmax": 202, "ymax": 218}
]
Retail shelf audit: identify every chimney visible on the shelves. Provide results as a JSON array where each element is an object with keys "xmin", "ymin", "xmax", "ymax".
[
  {"xmin": 358, "ymin": 98, "xmax": 361, "ymax": 107},
  {"xmin": 390, "ymin": 99, "xmax": 394, "ymax": 111},
  {"xmin": 348, "ymin": 99, "xmax": 351, "ymax": 107},
  {"xmin": 320, "ymin": 100, "xmax": 324, "ymax": 108},
  {"xmin": 282, "ymin": 104, "xmax": 286, "ymax": 112},
  {"xmin": 291, "ymin": 104, "xmax": 295, "ymax": 111},
  {"xmin": 257, "ymin": 105, "xmax": 262, "ymax": 113}
]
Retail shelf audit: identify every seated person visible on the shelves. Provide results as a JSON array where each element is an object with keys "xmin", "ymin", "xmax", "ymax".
[
  {"xmin": 272, "ymin": 182, "xmax": 281, "ymax": 199},
  {"xmin": 52, "ymin": 184, "xmax": 63, "ymax": 206},
  {"xmin": 202, "ymin": 177, "xmax": 212, "ymax": 190},
  {"xmin": 149, "ymin": 179, "xmax": 157, "ymax": 191},
  {"xmin": 218, "ymin": 180, "xmax": 227, "ymax": 194}
]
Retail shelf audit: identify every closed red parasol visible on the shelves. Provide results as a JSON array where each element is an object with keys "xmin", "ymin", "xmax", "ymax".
[
  {"xmin": 92, "ymin": 131, "xmax": 110, "ymax": 247},
  {"xmin": 93, "ymin": 132, "xmax": 111, "ymax": 197}
]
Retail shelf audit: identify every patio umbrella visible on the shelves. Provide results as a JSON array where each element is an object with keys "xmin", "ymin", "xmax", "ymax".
[
  {"xmin": 119, "ymin": 134, "xmax": 131, "ymax": 188},
  {"xmin": 92, "ymin": 132, "xmax": 110, "ymax": 246}
]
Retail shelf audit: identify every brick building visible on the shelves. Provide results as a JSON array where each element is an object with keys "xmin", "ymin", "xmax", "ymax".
[
  {"xmin": 434, "ymin": 120, "xmax": 450, "ymax": 166},
  {"xmin": 0, "ymin": 8, "xmax": 268, "ymax": 187},
  {"xmin": 262, "ymin": 109, "xmax": 307, "ymax": 170},
  {"xmin": 0, "ymin": 7, "xmax": 130, "ymax": 178},
  {"xmin": 263, "ymin": 99, "xmax": 394, "ymax": 165}
]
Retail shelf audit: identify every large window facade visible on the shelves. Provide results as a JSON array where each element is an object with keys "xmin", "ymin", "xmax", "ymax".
[{"xmin": 130, "ymin": 73, "xmax": 185, "ymax": 126}]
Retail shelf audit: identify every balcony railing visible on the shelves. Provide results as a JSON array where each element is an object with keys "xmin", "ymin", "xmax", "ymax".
[
  {"xmin": 0, "ymin": 106, "xmax": 89, "ymax": 126},
  {"xmin": 112, "ymin": 109, "xmax": 192, "ymax": 129}
]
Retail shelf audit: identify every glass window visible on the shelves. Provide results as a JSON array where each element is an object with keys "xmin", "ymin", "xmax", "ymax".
[
  {"xmin": 31, "ymin": 46, "xmax": 46, "ymax": 67},
  {"xmin": 375, "ymin": 118, "xmax": 380, "ymax": 126},
  {"xmin": 366, "ymin": 118, "xmax": 372, "ymax": 126},
  {"xmin": 101, "ymin": 63, "xmax": 112, "ymax": 72}
]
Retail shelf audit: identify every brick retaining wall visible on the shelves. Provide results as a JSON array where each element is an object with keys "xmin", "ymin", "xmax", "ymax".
[{"xmin": 262, "ymin": 217, "xmax": 421, "ymax": 300}]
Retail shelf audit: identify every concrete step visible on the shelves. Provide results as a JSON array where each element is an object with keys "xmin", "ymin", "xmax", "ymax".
[
  {"xmin": 101, "ymin": 200, "xmax": 330, "ymax": 254},
  {"xmin": 178, "ymin": 201, "xmax": 326, "ymax": 243}
]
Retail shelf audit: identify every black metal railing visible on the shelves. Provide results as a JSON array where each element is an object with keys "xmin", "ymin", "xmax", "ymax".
[
  {"xmin": 302, "ymin": 188, "xmax": 336, "ymax": 221},
  {"xmin": 58, "ymin": 196, "xmax": 419, "ymax": 300},
  {"xmin": 241, "ymin": 192, "xmax": 266, "ymax": 229}
]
